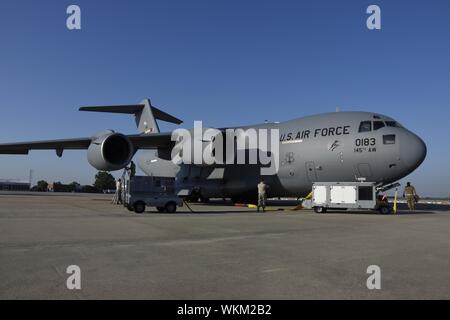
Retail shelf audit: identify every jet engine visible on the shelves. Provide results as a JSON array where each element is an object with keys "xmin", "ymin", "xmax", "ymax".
[{"xmin": 87, "ymin": 130, "xmax": 134, "ymax": 171}]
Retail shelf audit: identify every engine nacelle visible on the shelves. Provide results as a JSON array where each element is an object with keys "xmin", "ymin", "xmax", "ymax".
[{"xmin": 87, "ymin": 131, "xmax": 134, "ymax": 171}]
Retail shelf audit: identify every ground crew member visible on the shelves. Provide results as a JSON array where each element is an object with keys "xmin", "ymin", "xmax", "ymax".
[
  {"xmin": 129, "ymin": 161, "xmax": 136, "ymax": 178},
  {"xmin": 403, "ymin": 182, "xmax": 417, "ymax": 211},
  {"xmin": 257, "ymin": 179, "xmax": 268, "ymax": 212},
  {"xmin": 112, "ymin": 178, "xmax": 120, "ymax": 204},
  {"xmin": 115, "ymin": 178, "xmax": 123, "ymax": 205}
]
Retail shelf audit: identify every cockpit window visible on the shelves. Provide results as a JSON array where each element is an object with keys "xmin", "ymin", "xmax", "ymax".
[
  {"xmin": 383, "ymin": 134, "xmax": 396, "ymax": 144},
  {"xmin": 373, "ymin": 121, "xmax": 385, "ymax": 130},
  {"xmin": 359, "ymin": 121, "xmax": 372, "ymax": 132},
  {"xmin": 385, "ymin": 121, "xmax": 401, "ymax": 128}
]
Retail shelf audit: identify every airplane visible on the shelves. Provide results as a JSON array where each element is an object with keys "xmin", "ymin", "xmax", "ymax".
[{"xmin": 0, "ymin": 98, "xmax": 427, "ymax": 203}]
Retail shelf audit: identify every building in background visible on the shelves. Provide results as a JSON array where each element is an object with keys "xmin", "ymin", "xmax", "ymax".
[
  {"xmin": 47, "ymin": 182, "xmax": 81, "ymax": 193},
  {"xmin": 0, "ymin": 179, "xmax": 31, "ymax": 191}
]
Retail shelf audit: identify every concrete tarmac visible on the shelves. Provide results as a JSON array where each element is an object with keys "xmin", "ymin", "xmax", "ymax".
[{"xmin": 1, "ymin": 192, "xmax": 449, "ymax": 299}]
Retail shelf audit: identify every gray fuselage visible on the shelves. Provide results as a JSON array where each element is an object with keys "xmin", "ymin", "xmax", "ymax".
[{"xmin": 139, "ymin": 111, "xmax": 427, "ymax": 199}]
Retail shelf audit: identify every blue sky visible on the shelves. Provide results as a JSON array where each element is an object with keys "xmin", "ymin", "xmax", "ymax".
[{"xmin": 0, "ymin": 0, "xmax": 449, "ymax": 196}]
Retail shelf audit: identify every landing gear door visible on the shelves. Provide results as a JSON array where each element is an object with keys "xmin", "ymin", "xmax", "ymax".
[{"xmin": 306, "ymin": 161, "xmax": 318, "ymax": 182}]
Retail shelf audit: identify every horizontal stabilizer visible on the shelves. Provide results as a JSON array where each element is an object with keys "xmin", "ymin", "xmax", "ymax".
[
  {"xmin": 79, "ymin": 99, "xmax": 182, "ymax": 134},
  {"xmin": 151, "ymin": 106, "xmax": 183, "ymax": 125},
  {"xmin": 79, "ymin": 105, "xmax": 144, "ymax": 114}
]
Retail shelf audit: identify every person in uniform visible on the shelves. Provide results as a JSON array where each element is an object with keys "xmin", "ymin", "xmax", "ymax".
[
  {"xmin": 116, "ymin": 178, "xmax": 123, "ymax": 205},
  {"xmin": 129, "ymin": 161, "xmax": 136, "ymax": 179},
  {"xmin": 403, "ymin": 182, "xmax": 417, "ymax": 211},
  {"xmin": 257, "ymin": 179, "xmax": 268, "ymax": 212}
]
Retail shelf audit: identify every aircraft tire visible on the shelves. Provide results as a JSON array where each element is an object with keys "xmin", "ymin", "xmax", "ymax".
[{"xmin": 199, "ymin": 196, "xmax": 209, "ymax": 203}]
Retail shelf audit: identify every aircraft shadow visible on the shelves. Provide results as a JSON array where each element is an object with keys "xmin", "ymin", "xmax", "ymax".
[
  {"xmin": 391, "ymin": 203, "xmax": 450, "ymax": 213},
  {"xmin": 133, "ymin": 200, "xmax": 449, "ymax": 215},
  {"xmin": 325, "ymin": 210, "xmax": 437, "ymax": 216},
  {"xmin": 323, "ymin": 203, "xmax": 443, "ymax": 215},
  {"xmin": 143, "ymin": 210, "xmax": 256, "ymax": 215}
]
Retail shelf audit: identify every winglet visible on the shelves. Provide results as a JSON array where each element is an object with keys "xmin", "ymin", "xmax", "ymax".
[{"xmin": 79, "ymin": 99, "xmax": 183, "ymax": 134}]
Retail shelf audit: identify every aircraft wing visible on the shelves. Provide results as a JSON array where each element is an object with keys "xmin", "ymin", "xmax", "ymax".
[
  {"xmin": 0, "ymin": 138, "xmax": 92, "ymax": 155},
  {"xmin": 0, "ymin": 133, "xmax": 173, "ymax": 156},
  {"xmin": 128, "ymin": 133, "xmax": 174, "ymax": 149}
]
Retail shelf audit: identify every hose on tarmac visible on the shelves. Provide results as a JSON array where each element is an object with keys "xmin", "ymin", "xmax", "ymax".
[{"xmin": 183, "ymin": 200, "xmax": 195, "ymax": 213}]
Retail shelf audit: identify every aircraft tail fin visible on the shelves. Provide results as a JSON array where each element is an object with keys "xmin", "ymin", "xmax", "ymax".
[{"xmin": 79, "ymin": 99, "xmax": 183, "ymax": 134}]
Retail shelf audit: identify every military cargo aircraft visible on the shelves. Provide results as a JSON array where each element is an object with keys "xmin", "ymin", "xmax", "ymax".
[{"xmin": 0, "ymin": 99, "xmax": 426, "ymax": 202}]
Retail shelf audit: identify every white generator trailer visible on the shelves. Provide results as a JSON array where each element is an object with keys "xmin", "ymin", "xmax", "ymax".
[{"xmin": 309, "ymin": 182, "xmax": 391, "ymax": 214}]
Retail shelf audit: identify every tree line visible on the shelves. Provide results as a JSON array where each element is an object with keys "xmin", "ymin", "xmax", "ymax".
[{"xmin": 31, "ymin": 171, "xmax": 116, "ymax": 193}]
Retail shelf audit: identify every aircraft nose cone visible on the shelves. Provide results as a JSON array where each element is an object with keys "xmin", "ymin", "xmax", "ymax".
[{"xmin": 400, "ymin": 132, "xmax": 427, "ymax": 171}]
